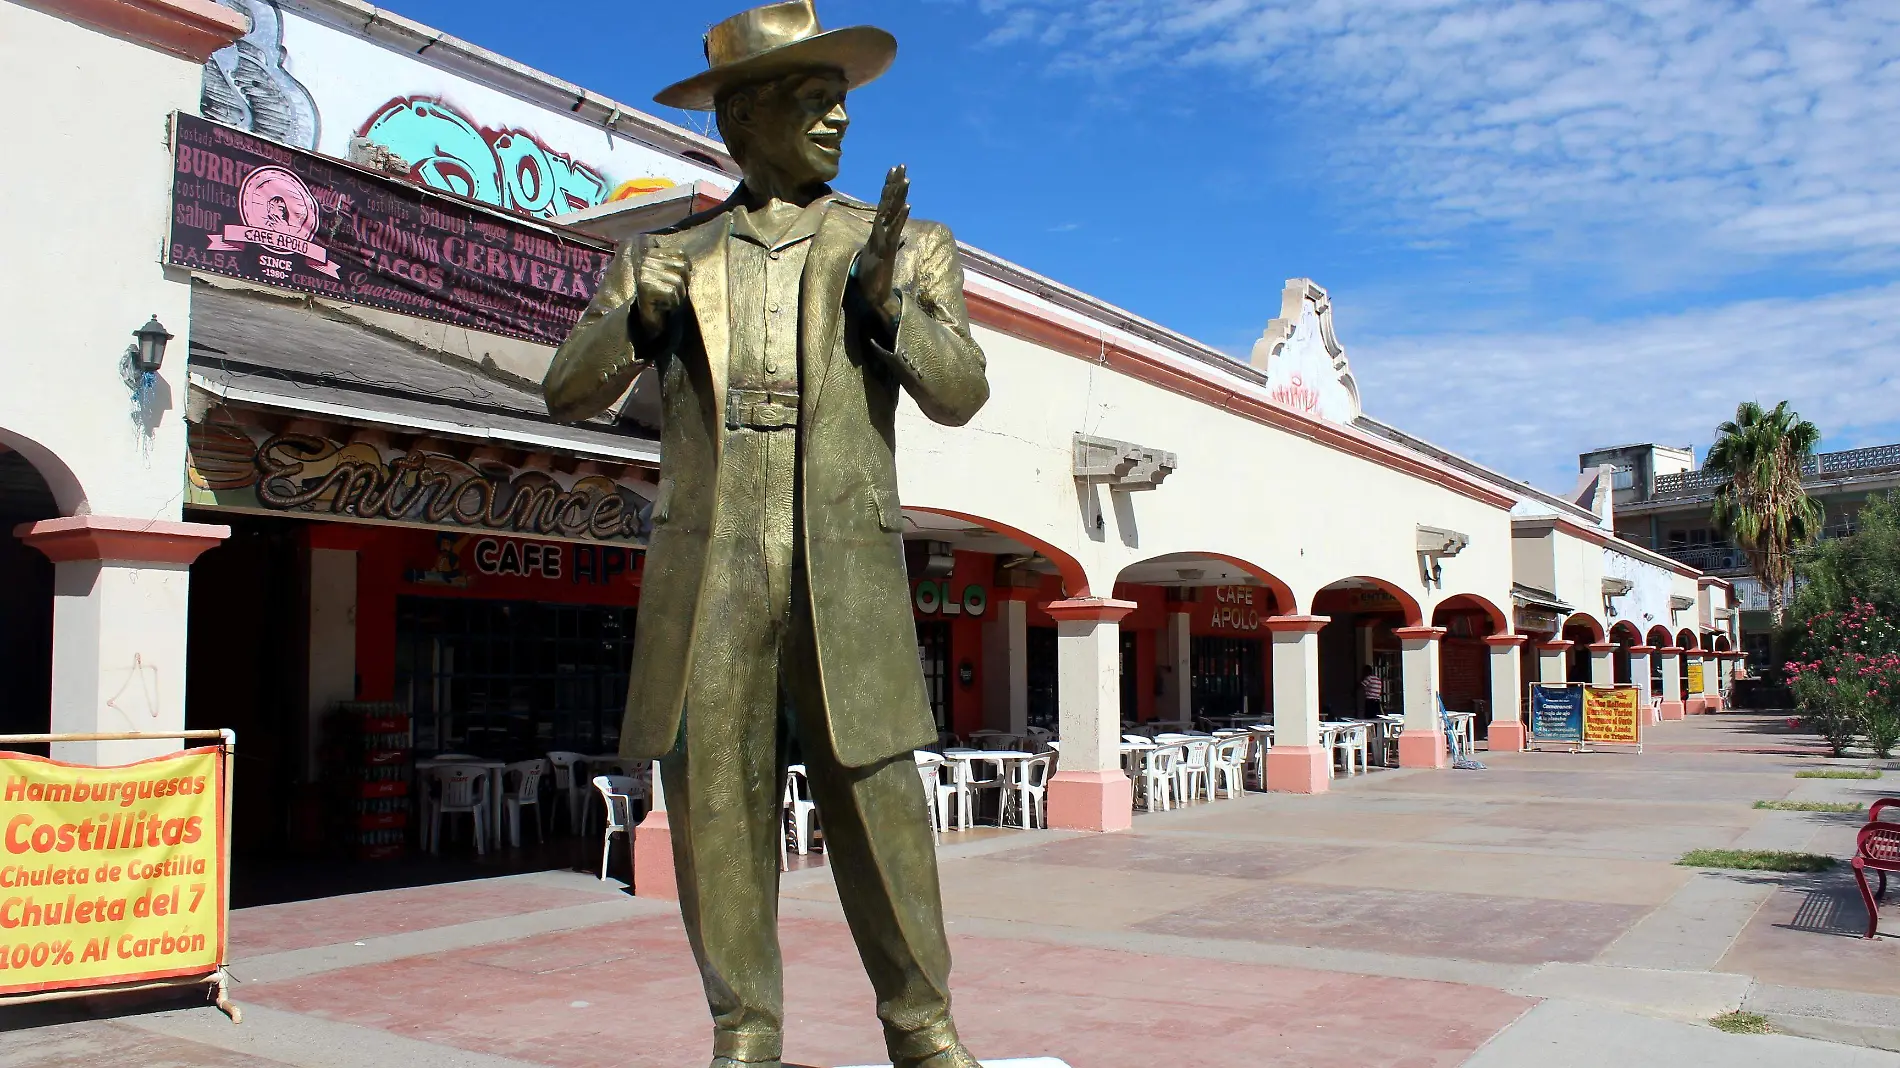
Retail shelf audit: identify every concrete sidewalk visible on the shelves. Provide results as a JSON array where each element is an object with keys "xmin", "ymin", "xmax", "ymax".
[{"xmin": 5, "ymin": 715, "xmax": 1900, "ymax": 1066}]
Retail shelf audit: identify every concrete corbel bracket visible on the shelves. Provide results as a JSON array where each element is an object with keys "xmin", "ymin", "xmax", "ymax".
[{"xmin": 1072, "ymin": 433, "xmax": 1176, "ymax": 491}]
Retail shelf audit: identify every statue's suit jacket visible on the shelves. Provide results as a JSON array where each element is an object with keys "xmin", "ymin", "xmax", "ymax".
[{"xmin": 545, "ymin": 191, "xmax": 989, "ymax": 768}]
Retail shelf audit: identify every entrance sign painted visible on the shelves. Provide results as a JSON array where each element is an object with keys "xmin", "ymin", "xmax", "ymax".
[
  {"xmin": 0, "ymin": 748, "xmax": 226, "ymax": 997},
  {"xmin": 1529, "ymin": 684, "xmax": 1584, "ymax": 744},
  {"xmin": 1583, "ymin": 686, "xmax": 1642, "ymax": 747},
  {"xmin": 188, "ymin": 421, "xmax": 654, "ymax": 545},
  {"xmin": 168, "ymin": 113, "xmax": 612, "ymax": 345}
]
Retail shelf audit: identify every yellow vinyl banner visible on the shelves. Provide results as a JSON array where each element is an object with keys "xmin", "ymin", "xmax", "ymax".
[
  {"xmin": 0, "ymin": 747, "xmax": 225, "ymax": 996},
  {"xmin": 1687, "ymin": 660, "xmax": 1706, "ymax": 695},
  {"xmin": 1583, "ymin": 686, "xmax": 1642, "ymax": 746}
]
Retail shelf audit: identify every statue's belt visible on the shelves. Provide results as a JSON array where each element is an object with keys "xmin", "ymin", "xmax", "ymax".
[{"xmin": 725, "ymin": 388, "xmax": 801, "ymax": 430}]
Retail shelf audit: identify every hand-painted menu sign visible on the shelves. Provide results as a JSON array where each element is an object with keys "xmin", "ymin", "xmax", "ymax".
[
  {"xmin": 188, "ymin": 421, "xmax": 653, "ymax": 544},
  {"xmin": 167, "ymin": 113, "xmax": 612, "ymax": 345}
]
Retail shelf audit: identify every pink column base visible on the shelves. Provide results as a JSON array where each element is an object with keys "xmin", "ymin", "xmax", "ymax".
[
  {"xmin": 632, "ymin": 809, "xmax": 677, "ymax": 900},
  {"xmin": 1265, "ymin": 745, "xmax": 1331, "ymax": 793},
  {"xmin": 1659, "ymin": 700, "xmax": 1685, "ymax": 721},
  {"xmin": 1687, "ymin": 697, "xmax": 1708, "ymax": 716},
  {"xmin": 1708, "ymin": 695, "xmax": 1725, "ymax": 712},
  {"xmin": 1048, "ymin": 770, "xmax": 1134, "ymax": 832},
  {"xmin": 1399, "ymin": 730, "xmax": 1448, "ymax": 769},
  {"xmin": 1487, "ymin": 721, "xmax": 1527, "ymax": 753}
]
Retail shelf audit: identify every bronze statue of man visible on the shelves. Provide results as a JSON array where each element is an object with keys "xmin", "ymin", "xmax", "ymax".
[{"xmin": 543, "ymin": 3, "xmax": 988, "ymax": 1065}]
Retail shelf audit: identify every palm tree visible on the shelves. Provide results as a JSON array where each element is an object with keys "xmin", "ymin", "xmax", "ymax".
[{"xmin": 1705, "ymin": 400, "xmax": 1822, "ymax": 624}]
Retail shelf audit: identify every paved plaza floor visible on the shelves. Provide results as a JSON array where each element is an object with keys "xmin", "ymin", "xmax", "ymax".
[{"xmin": 9, "ymin": 714, "xmax": 1900, "ymax": 1066}]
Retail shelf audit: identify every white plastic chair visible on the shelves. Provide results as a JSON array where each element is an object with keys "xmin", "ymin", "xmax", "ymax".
[
  {"xmin": 1209, "ymin": 736, "xmax": 1250, "ymax": 799},
  {"xmin": 1331, "ymin": 724, "xmax": 1368, "ymax": 776},
  {"xmin": 1137, "ymin": 746, "xmax": 1182, "ymax": 812},
  {"xmin": 428, "ymin": 765, "xmax": 490, "ymax": 855},
  {"xmin": 1175, "ymin": 738, "xmax": 1212, "ymax": 802},
  {"xmin": 1012, "ymin": 753, "xmax": 1055, "ymax": 828},
  {"xmin": 502, "ymin": 759, "xmax": 549, "ymax": 847},
  {"xmin": 546, "ymin": 752, "xmax": 589, "ymax": 833},
  {"xmin": 785, "ymin": 765, "xmax": 819, "ymax": 855},
  {"xmin": 592, "ymin": 775, "xmax": 637, "ymax": 882},
  {"xmin": 914, "ymin": 752, "xmax": 953, "ymax": 832},
  {"xmin": 1246, "ymin": 724, "xmax": 1274, "ymax": 789}
]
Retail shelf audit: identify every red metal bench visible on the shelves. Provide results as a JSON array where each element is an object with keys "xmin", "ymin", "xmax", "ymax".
[{"xmin": 1854, "ymin": 801, "xmax": 1900, "ymax": 938}]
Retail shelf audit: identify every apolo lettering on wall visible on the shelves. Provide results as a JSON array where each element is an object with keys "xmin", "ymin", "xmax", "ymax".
[
  {"xmin": 912, "ymin": 580, "xmax": 987, "ymax": 618},
  {"xmin": 1210, "ymin": 586, "xmax": 1262, "ymax": 632}
]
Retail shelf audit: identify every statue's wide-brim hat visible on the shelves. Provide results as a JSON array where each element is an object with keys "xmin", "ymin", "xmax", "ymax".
[{"xmin": 655, "ymin": 0, "xmax": 896, "ymax": 111}]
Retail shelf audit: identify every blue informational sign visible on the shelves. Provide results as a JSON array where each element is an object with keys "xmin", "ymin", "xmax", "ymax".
[{"xmin": 1530, "ymin": 684, "xmax": 1585, "ymax": 743}]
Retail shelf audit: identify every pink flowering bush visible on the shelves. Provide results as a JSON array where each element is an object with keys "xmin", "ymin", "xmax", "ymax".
[{"xmin": 1786, "ymin": 600, "xmax": 1900, "ymax": 757}]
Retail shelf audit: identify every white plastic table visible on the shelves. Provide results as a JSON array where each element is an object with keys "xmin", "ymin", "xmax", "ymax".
[{"xmin": 942, "ymin": 749, "xmax": 1032, "ymax": 828}]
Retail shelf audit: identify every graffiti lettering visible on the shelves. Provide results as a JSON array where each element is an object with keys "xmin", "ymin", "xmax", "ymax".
[{"xmin": 359, "ymin": 98, "xmax": 612, "ymax": 219}]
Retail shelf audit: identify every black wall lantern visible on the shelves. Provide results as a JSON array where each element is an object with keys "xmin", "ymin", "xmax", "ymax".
[
  {"xmin": 957, "ymin": 661, "xmax": 975, "ymax": 687},
  {"xmin": 130, "ymin": 315, "xmax": 173, "ymax": 375}
]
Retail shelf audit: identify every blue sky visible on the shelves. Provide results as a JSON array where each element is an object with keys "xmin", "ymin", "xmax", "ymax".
[{"xmin": 387, "ymin": 0, "xmax": 1900, "ymax": 491}]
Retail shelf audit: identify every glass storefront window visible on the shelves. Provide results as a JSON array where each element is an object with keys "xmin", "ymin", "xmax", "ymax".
[
  {"xmin": 395, "ymin": 596, "xmax": 636, "ymax": 758},
  {"xmin": 916, "ymin": 619, "xmax": 950, "ymax": 729},
  {"xmin": 1191, "ymin": 635, "xmax": 1265, "ymax": 719}
]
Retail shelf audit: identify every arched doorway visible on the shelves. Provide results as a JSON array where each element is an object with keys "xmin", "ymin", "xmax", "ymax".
[
  {"xmin": 1609, "ymin": 620, "xmax": 1643, "ymax": 684},
  {"xmin": 1563, "ymin": 613, "xmax": 1606, "ymax": 682},
  {"xmin": 0, "ymin": 446, "xmax": 59, "ymax": 741},
  {"xmin": 1111, "ymin": 552, "xmax": 1292, "ymax": 727},
  {"xmin": 1647, "ymin": 625, "xmax": 1673, "ymax": 702},
  {"xmin": 1433, "ymin": 594, "xmax": 1506, "ymax": 738},
  {"xmin": 899, "ymin": 508, "xmax": 1086, "ymax": 739},
  {"xmin": 1312, "ymin": 577, "xmax": 1423, "ymax": 722}
]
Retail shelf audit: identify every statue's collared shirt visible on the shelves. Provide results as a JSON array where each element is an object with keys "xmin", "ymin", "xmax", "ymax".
[{"xmin": 725, "ymin": 193, "xmax": 837, "ymax": 394}]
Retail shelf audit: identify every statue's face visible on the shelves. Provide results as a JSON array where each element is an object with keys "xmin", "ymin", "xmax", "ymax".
[{"xmin": 722, "ymin": 70, "xmax": 850, "ymax": 188}]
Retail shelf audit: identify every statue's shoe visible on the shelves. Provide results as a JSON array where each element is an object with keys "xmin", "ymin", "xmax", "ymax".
[
  {"xmin": 896, "ymin": 1045, "xmax": 982, "ymax": 1068},
  {"xmin": 711, "ymin": 1060, "xmax": 782, "ymax": 1068}
]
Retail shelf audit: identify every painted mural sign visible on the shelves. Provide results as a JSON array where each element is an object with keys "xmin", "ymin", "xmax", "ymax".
[
  {"xmin": 1528, "ymin": 684, "xmax": 1584, "ymax": 745},
  {"xmin": 187, "ymin": 422, "xmax": 654, "ymax": 545},
  {"xmin": 168, "ymin": 113, "xmax": 612, "ymax": 345},
  {"xmin": 198, "ymin": 2, "xmax": 718, "ymax": 222},
  {"xmin": 1687, "ymin": 660, "xmax": 1706, "ymax": 695}
]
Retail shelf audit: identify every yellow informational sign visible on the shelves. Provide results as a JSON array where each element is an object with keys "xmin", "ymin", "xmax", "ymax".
[
  {"xmin": 0, "ymin": 747, "xmax": 226, "ymax": 996},
  {"xmin": 1687, "ymin": 660, "xmax": 1706, "ymax": 695},
  {"xmin": 1583, "ymin": 686, "xmax": 1642, "ymax": 746}
]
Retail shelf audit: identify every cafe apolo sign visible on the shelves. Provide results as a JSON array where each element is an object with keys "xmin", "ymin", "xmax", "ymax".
[
  {"xmin": 1209, "ymin": 586, "xmax": 1263, "ymax": 632},
  {"xmin": 913, "ymin": 579, "xmax": 987, "ymax": 618}
]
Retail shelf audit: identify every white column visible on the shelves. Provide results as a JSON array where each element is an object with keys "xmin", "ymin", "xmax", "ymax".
[
  {"xmin": 1659, "ymin": 648, "xmax": 1684, "ymax": 719},
  {"xmin": 982, "ymin": 596, "xmax": 1029, "ymax": 733},
  {"xmin": 1485, "ymin": 635, "xmax": 1528, "ymax": 751},
  {"xmin": 1265, "ymin": 616, "xmax": 1329, "ymax": 792},
  {"xmin": 1538, "ymin": 640, "xmax": 1571, "ymax": 685},
  {"xmin": 1045, "ymin": 598, "xmax": 1134, "ymax": 832},
  {"xmin": 307, "ymin": 547, "xmax": 358, "ymax": 779},
  {"xmin": 1396, "ymin": 626, "xmax": 1446, "ymax": 768},
  {"xmin": 1588, "ymin": 643, "xmax": 1615, "ymax": 687},
  {"xmin": 19, "ymin": 517, "xmax": 226, "ymax": 766},
  {"xmin": 1158, "ymin": 608, "xmax": 1192, "ymax": 725},
  {"xmin": 1628, "ymin": 649, "xmax": 1653, "ymax": 705}
]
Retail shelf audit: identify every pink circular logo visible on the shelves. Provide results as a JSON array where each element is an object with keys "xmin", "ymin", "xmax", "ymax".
[{"xmin": 238, "ymin": 166, "xmax": 318, "ymax": 240}]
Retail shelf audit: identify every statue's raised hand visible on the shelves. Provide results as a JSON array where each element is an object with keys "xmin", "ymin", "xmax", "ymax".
[{"xmin": 856, "ymin": 165, "xmax": 909, "ymax": 332}]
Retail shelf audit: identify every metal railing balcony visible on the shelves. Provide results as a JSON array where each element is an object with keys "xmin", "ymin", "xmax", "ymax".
[{"xmin": 1648, "ymin": 443, "xmax": 1900, "ymax": 500}]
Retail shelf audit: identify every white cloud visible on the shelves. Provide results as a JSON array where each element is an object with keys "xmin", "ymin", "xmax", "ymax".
[
  {"xmin": 1351, "ymin": 281, "xmax": 1900, "ymax": 487},
  {"xmin": 975, "ymin": 0, "xmax": 1900, "ymax": 267}
]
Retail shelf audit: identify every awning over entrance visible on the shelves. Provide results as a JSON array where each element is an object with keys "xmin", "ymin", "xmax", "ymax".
[{"xmin": 186, "ymin": 283, "xmax": 658, "ymax": 465}]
